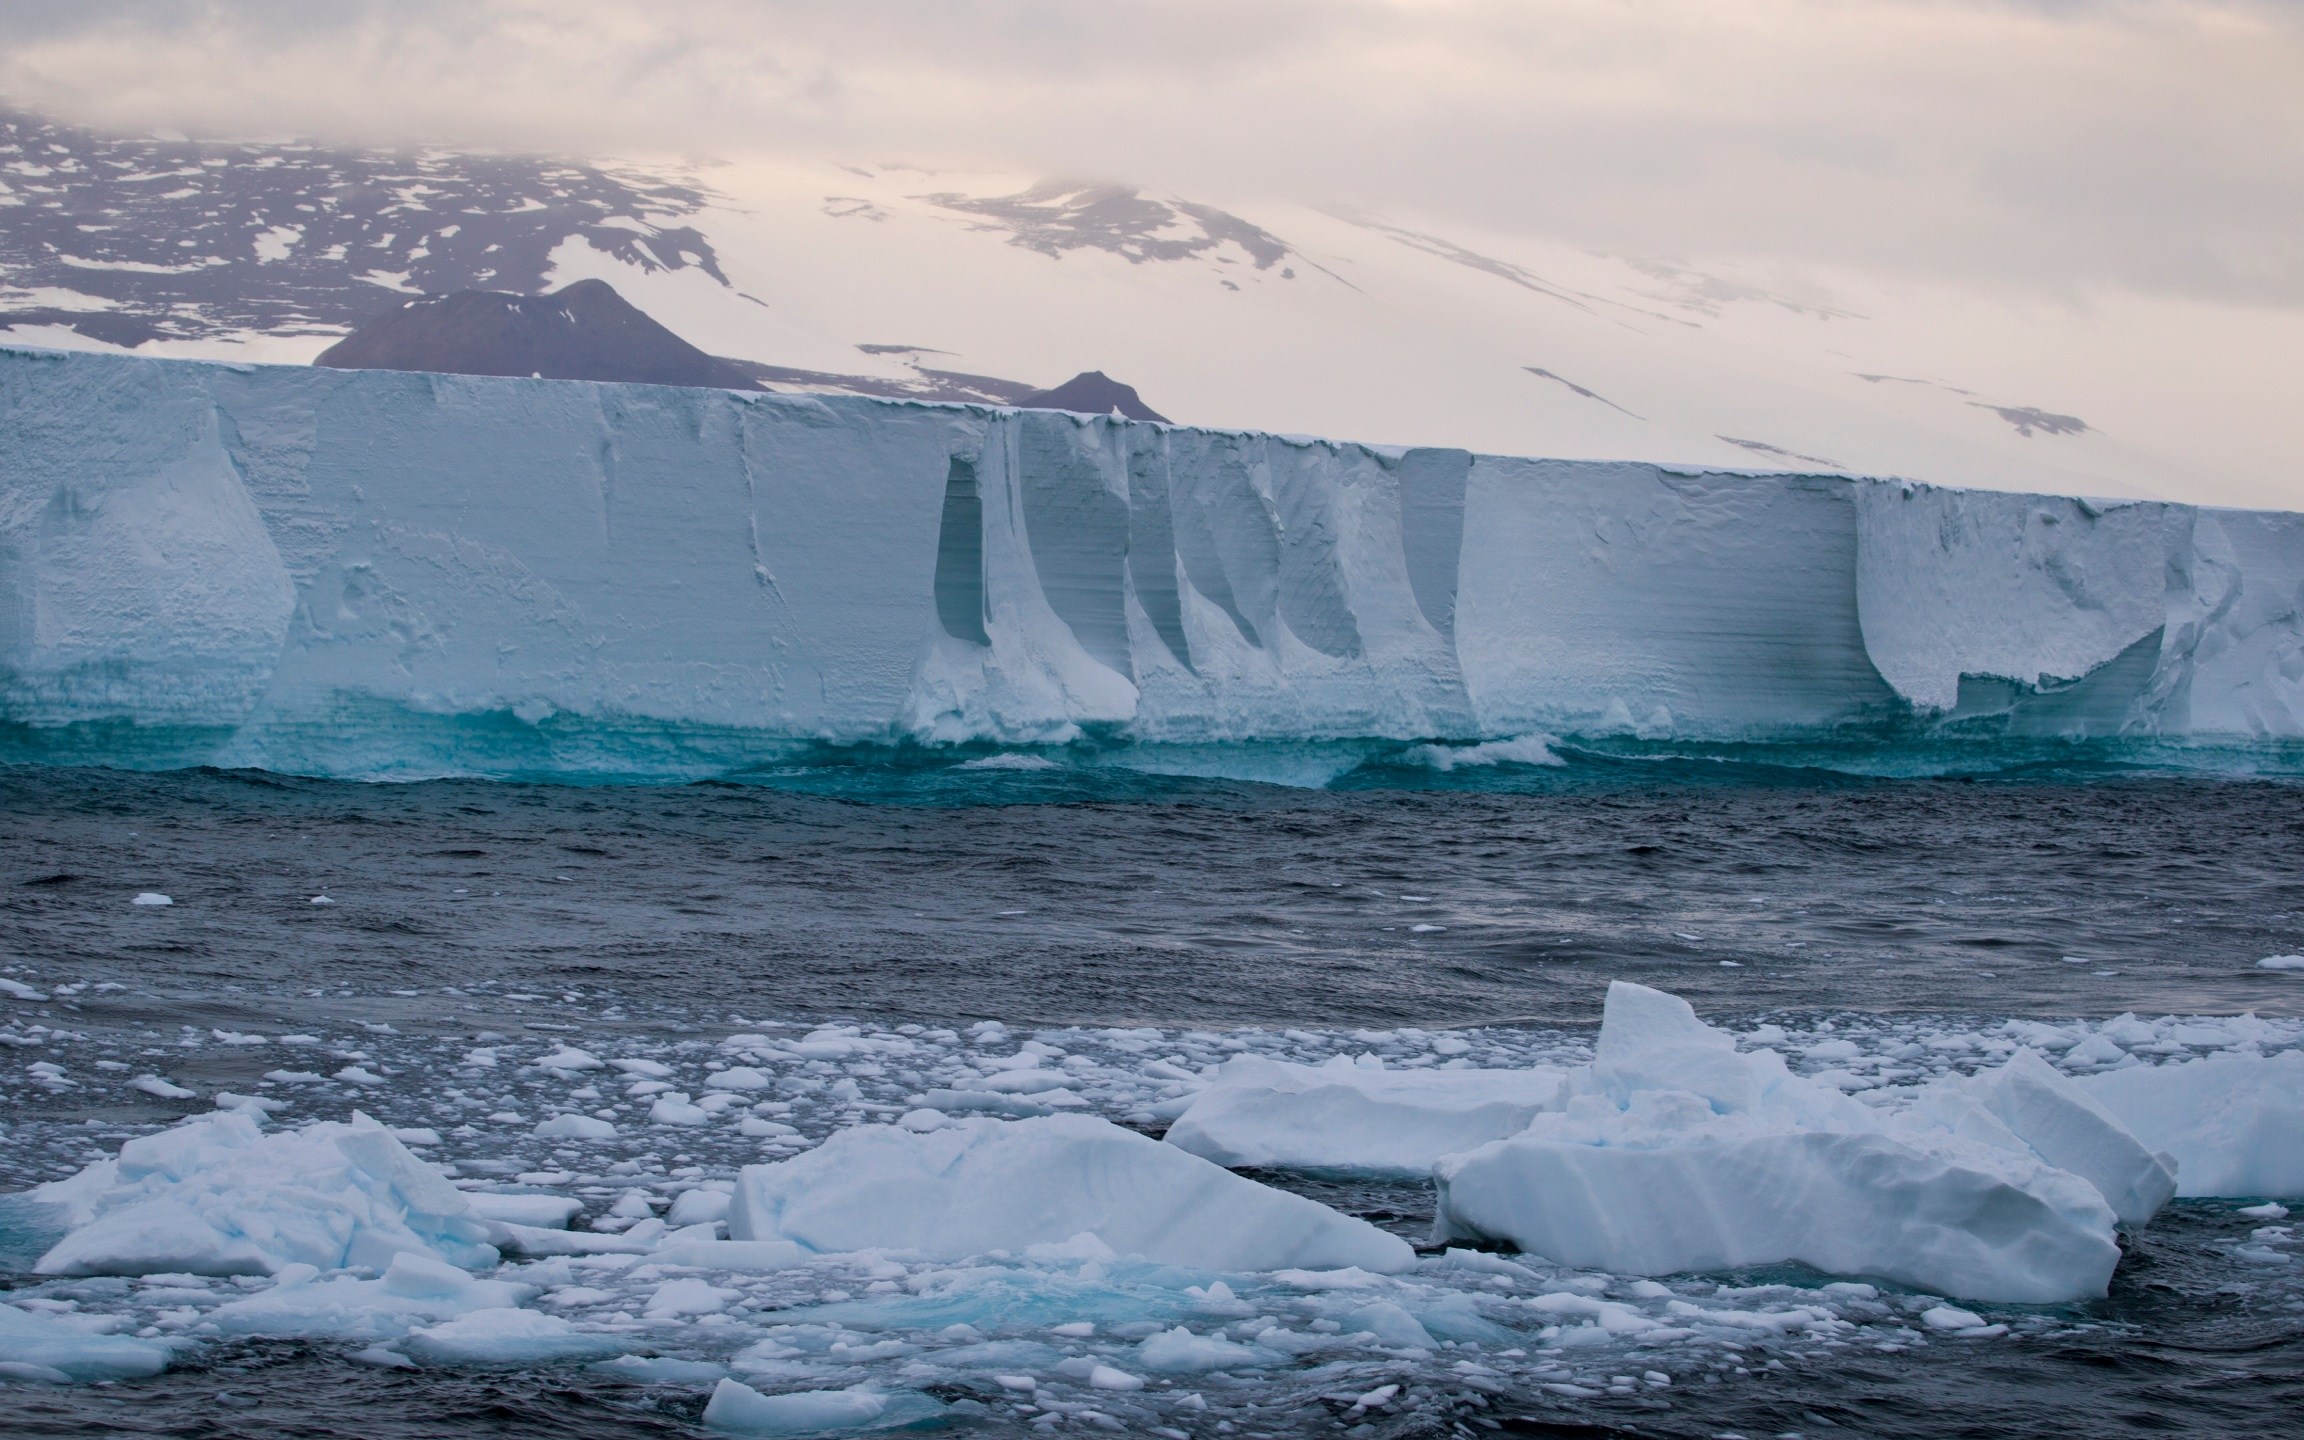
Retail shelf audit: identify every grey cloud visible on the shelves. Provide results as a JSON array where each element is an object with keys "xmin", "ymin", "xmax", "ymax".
[{"xmin": 2, "ymin": 0, "xmax": 2299, "ymax": 306}]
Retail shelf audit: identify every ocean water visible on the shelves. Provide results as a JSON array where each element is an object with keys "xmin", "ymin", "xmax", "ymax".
[{"xmin": 2, "ymin": 752, "xmax": 2301, "ymax": 1438}]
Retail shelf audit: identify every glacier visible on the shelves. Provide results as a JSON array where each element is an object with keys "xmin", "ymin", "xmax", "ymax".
[{"xmin": 3, "ymin": 345, "xmax": 2301, "ymax": 780}]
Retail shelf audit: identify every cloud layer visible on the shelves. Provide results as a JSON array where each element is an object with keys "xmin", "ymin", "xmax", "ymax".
[{"xmin": 4, "ymin": 0, "xmax": 2300, "ymax": 306}]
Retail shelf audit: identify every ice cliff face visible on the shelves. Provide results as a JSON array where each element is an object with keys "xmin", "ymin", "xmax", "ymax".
[{"xmin": 2, "ymin": 347, "xmax": 2300, "ymax": 776}]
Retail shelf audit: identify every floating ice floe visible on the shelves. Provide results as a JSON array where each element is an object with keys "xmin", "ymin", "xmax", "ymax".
[
  {"xmin": 704, "ymin": 1379, "xmax": 948, "ymax": 1436},
  {"xmin": 1432, "ymin": 983, "xmax": 2133, "ymax": 1302},
  {"xmin": 1164, "ymin": 1054, "xmax": 1569, "ymax": 1176},
  {"xmin": 29, "ymin": 1109, "xmax": 497, "ymax": 1277},
  {"xmin": 0, "ymin": 1302, "xmax": 174, "ymax": 1382},
  {"xmin": 210, "ymin": 1252, "xmax": 532, "ymax": 1341},
  {"xmin": 402, "ymin": 1306, "xmax": 628, "ymax": 1366},
  {"xmin": 2079, "ymin": 1050, "xmax": 2304, "ymax": 1198},
  {"xmin": 727, "ymin": 1113, "xmax": 1415, "ymax": 1273}
]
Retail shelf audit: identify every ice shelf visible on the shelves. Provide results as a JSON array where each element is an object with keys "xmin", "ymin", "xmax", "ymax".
[{"xmin": 3, "ymin": 347, "xmax": 2301, "ymax": 777}]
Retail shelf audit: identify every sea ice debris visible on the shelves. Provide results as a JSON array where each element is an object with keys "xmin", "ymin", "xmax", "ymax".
[
  {"xmin": 703, "ymin": 1379, "xmax": 945, "ymax": 1435},
  {"xmin": 532, "ymin": 1113, "xmax": 617, "ymax": 1141},
  {"xmin": 0, "ymin": 1303, "xmax": 172, "ymax": 1382},
  {"xmin": 402, "ymin": 1306, "xmax": 624, "ymax": 1365}
]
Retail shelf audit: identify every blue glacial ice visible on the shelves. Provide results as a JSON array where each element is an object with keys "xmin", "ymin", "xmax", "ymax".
[{"xmin": 3, "ymin": 346, "xmax": 2302, "ymax": 779}]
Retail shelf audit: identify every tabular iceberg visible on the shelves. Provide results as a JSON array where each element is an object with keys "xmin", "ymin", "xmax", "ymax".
[{"xmin": 3, "ymin": 347, "xmax": 2302, "ymax": 778}]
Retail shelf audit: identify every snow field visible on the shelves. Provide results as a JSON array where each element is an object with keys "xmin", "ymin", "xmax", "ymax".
[{"xmin": 2, "ymin": 971, "xmax": 2300, "ymax": 1426}]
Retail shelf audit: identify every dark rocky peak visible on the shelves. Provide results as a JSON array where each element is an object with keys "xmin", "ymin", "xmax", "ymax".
[
  {"xmin": 314, "ymin": 279, "xmax": 759, "ymax": 390},
  {"xmin": 1016, "ymin": 371, "xmax": 1169, "ymax": 423}
]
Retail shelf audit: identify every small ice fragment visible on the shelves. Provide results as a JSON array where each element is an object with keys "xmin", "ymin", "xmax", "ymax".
[
  {"xmin": 464, "ymin": 1193, "xmax": 583, "ymax": 1228},
  {"xmin": 703, "ymin": 1380, "xmax": 940, "ymax": 1435},
  {"xmin": 996, "ymin": 1375, "xmax": 1036, "ymax": 1391},
  {"xmin": 649, "ymin": 1095, "xmax": 710, "ymax": 1126},
  {"xmin": 131, "ymin": 1075, "xmax": 195, "ymax": 1100},
  {"xmin": 404, "ymin": 1308, "xmax": 624, "ymax": 1365},
  {"xmin": 1674, "ymin": 933, "xmax": 1702, "ymax": 942},
  {"xmin": 1922, "ymin": 1305, "xmax": 1986, "ymax": 1331},
  {"xmin": 1410, "ymin": 924, "xmax": 1446, "ymax": 934},
  {"xmin": 2258, "ymin": 955, "xmax": 2304, "ymax": 972},
  {"xmin": 132, "ymin": 893, "xmax": 173, "ymax": 907},
  {"xmin": 0, "ymin": 979, "xmax": 49, "ymax": 1001},
  {"xmin": 644, "ymin": 1277, "xmax": 740, "ymax": 1317},
  {"xmin": 310, "ymin": 896, "xmax": 334, "ymax": 905},
  {"xmin": 1719, "ymin": 960, "xmax": 1742, "ymax": 967},
  {"xmin": 0, "ymin": 1303, "xmax": 172, "ymax": 1381},
  {"xmin": 1400, "ymin": 896, "xmax": 1432, "ymax": 903},
  {"xmin": 1087, "ymin": 1364, "xmax": 1144, "ymax": 1391},
  {"xmin": 2238, "ymin": 1203, "xmax": 2290, "ymax": 1220},
  {"xmin": 347, "ymin": 1344, "xmax": 415, "ymax": 1369},
  {"xmin": 649, "ymin": 1240, "xmax": 805, "ymax": 1272},
  {"xmin": 1137, "ymin": 1326, "xmax": 1274, "ymax": 1373},
  {"xmin": 533, "ymin": 1113, "xmax": 617, "ymax": 1141},
  {"xmin": 1049, "ymin": 1322, "xmax": 1095, "ymax": 1338},
  {"xmin": 1350, "ymin": 1383, "xmax": 1400, "ymax": 1410}
]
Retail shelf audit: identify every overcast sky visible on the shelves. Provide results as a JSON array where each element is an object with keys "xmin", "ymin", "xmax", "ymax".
[{"xmin": 3, "ymin": 0, "xmax": 2300, "ymax": 310}]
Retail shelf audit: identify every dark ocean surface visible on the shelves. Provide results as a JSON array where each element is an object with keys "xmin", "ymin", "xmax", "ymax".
[{"xmin": 2, "ymin": 756, "xmax": 2301, "ymax": 1438}]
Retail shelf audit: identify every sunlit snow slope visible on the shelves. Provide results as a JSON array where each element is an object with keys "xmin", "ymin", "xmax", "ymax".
[
  {"xmin": 3, "ymin": 346, "xmax": 2300, "ymax": 778},
  {"xmin": 2, "ymin": 108, "xmax": 2297, "ymax": 509}
]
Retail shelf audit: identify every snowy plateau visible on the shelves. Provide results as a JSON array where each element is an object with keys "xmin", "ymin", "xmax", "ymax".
[{"xmin": 2, "ymin": 345, "xmax": 2302, "ymax": 780}]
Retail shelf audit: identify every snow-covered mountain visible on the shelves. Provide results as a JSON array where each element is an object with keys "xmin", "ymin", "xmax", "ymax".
[{"xmin": 0, "ymin": 105, "xmax": 2290, "ymax": 507}]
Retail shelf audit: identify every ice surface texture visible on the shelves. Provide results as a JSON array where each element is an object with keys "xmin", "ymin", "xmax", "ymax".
[
  {"xmin": 4, "ymin": 348, "xmax": 2302, "ymax": 776},
  {"xmin": 727, "ymin": 1114, "xmax": 1415, "ymax": 1273},
  {"xmin": 2080, "ymin": 1051, "xmax": 2304, "ymax": 1199},
  {"xmin": 1165, "ymin": 1055, "xmax": 1569, "ymax": 1177}
]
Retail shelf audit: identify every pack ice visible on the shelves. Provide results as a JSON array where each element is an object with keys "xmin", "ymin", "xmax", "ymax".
[
  {"xmin": 1414, "ymin": 984, "xmax": 2182, "ymax": 1302},
  {"xmin": 3, "ymin": 347, "xmax": 2302, "ymax": 777}
]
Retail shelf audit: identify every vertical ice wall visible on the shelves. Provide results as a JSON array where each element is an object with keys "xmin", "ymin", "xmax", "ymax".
[{"xmin": 2, "ymin": 346, "xmax": 2300, "ymax": 776}]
